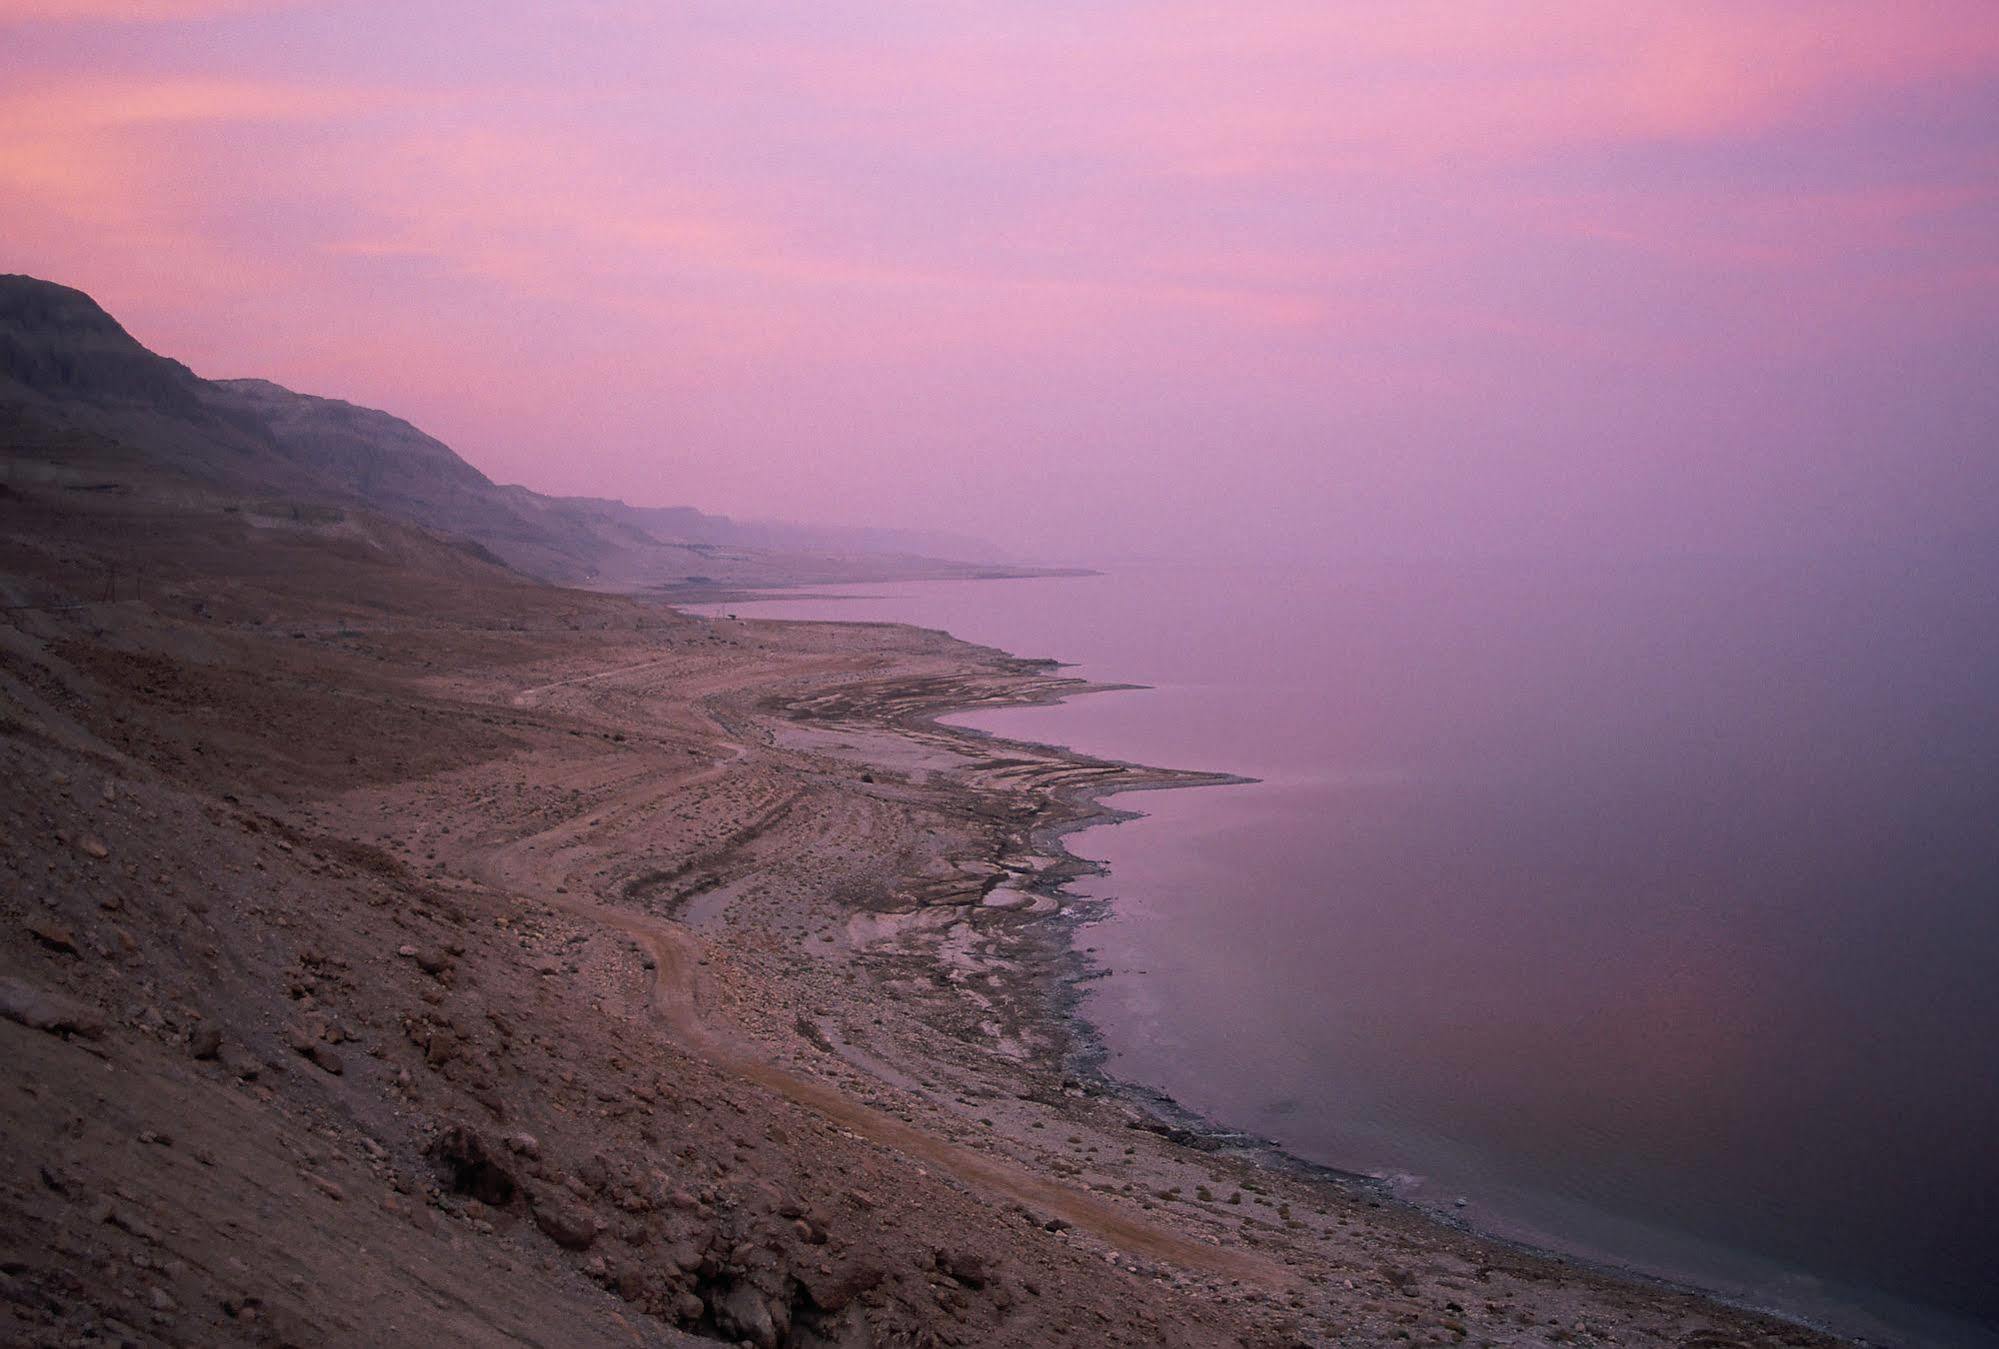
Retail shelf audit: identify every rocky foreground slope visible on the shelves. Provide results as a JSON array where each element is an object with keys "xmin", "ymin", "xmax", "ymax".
[{"xmin": 0, "ymin": 444, "xmax": 1847, "ymax": 1347}]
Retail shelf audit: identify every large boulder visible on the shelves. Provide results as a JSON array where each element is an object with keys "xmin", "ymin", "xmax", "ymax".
[
  {"xmin": 529, "ymin": 1190, "xmax": 602, "ymax": 1251},
  {"xmin": 427, "ymin": 1125, "xmax": 518, "ymax": 1207}
]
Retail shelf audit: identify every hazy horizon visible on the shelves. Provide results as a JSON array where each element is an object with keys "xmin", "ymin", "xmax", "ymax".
[
  {"xmin": 8, "ymin": 10, "xmax": 1999, "ymax": 1343},
  {"xmin": 5, "ymin": 3, "xmax": 1997, "ymax": 564}
]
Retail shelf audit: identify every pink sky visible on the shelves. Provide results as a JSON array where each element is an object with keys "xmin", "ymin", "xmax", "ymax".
[{"xmin": 4, "ymin": 2, "xmax": 1997, "ymax": 561}]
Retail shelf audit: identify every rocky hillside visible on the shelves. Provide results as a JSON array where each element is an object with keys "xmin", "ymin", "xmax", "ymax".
[
  {"xmin": 0, "ymin": 274, "xmax": 1037, "ymax": 591},
  {"xmin": 0, "ymin": 276, "xmax": 205, "ymax": 415}
]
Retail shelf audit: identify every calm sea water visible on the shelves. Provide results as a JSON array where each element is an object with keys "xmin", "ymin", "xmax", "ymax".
[{"xmin": 687, "ymin": 558, "xmax": 1999, "ymax": 1345}]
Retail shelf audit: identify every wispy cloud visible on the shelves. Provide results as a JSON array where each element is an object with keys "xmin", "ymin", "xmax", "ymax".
[
  {"xmin": 0, "ymin": 75, "xmax": 377, "ymax": 129},
  {"xmin": 0, "ymin": 1, "xmax": 306, "ymax": 22},
  {"xmin": 3, "ymin": 3, "xmax": 1996, "ymax": 551}
]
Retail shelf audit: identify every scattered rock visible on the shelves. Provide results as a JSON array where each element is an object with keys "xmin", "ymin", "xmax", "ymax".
[
  {"xmin": 305, "ymin": 1173, "xmax": 345, "ymax": 1202},
  {"xmin": 794, "ymin": 1014, "xmax": 835, "ymax": 1053},
  {"xmin": 936, "ymin": 1247, "xmax": 991, "ymax": 1290},
  {"xmin": 218, "ymin": 1047, "xmax": 262, "ymax": 1080},
  {"xmin": 799, "ymin": 1260, "xmax": 884, "ymax": 1313},
  {"xmin": 715, "ymin": 1281, "xmax": 779, "ymax": 1348},
  {"xmin": 401, "ymin": 946, "xmax": 452, "ymax": 977},
  {"xmin": 94, "ymin": 1202, "xmax": 162, "ymax": 1243},
  {"xmin": 1127, "ymin": 1118, "xmax": 1221, "ymax": 1150},
  {"xmin": 529, "ymin": 1191, "xmax": 601, "ymax": 1251},
  {"xmin": 188, "ymin": 1024, "xmax": 223, "ymax": 1060},
  {"xmin": 76, "ymin": 836, "xmax": 110, "ymax": 860},
  {"xmin": 26, "ymin": 920, "xmax": 78, "ymax": 955},
  {"xmin": 0, "ymin": 976, "xmax": 106, "ymax": 1039},
  {"xmin": 429, "ymin": 1125, "xmax": 517, "ymax": 1206},
  {"xmin": 610, "ymin": 1260, "xmax": 646, "ymax": 1302}
]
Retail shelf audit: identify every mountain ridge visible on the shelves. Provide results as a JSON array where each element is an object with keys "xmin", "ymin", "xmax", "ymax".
[{"xmin": 0, "ymin": 273, "xmax": 1045, "ymax": 591}]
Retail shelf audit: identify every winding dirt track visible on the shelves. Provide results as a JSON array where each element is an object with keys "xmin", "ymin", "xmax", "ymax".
[{"xmin": 466, "ymin": 652, "xmax": 1290, "ymax": 1287}]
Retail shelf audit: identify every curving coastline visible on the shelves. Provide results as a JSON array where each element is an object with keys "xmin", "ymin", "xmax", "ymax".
[
  {"xmin": 622, "ymin": 605, "xmax": 1853, "ymax": 1347},
  {"xmin": 0, "ymin": 550, "xmax": 1851, "ymax": 1345},
  {"xmin": 801, "ymin": 616, "xmax": 1890, "ymax": 1347}
]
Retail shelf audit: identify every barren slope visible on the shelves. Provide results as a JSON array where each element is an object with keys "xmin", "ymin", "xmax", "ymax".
[{"xmin": 0, "ymin": 480, "xmax": 1842, "ymax": 1348}]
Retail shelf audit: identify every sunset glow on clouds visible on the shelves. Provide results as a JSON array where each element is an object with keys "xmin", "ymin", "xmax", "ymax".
[{"xmin": 4, "ymin": 2, "xmax": 1996, "ymax": 558}]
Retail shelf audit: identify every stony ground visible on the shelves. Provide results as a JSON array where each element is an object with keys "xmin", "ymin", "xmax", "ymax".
[{"xmin": 0, "ymin": 488, "xmax": 1843, "ymax": 1347}]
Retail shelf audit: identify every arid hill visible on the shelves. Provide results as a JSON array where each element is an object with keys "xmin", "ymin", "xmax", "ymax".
[{"xmin": 0, "ymin": 273, "xmax": 1049, "ymax": 593}]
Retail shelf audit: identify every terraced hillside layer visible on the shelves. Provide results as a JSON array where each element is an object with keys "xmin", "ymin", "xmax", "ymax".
[{"xmin": 0, "ymin": 482, "xmax": 1838, "ymax": 1348}]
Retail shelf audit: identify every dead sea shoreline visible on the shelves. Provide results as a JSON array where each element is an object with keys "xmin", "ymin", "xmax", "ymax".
[
  {"xmin": 732, "ymin": 609, "xmax": 1863, "ymax": 1347},
  {"xmin": 0, "ymin": 504, "xmax": 1856, "ymax": 1346}
]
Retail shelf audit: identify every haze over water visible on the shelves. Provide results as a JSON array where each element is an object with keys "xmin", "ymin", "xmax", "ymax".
[
  {"xmin": 10, "ymin": 4, "xmax": 1999, "ymax": 1344},
  {"xmin": 696, "ymin": 555, "xmax": 1999, "ymax": 1346}
]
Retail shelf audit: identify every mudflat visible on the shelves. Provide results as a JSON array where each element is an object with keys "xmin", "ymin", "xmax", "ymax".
[{"xmin": 0, "ymin": 492, "xmax": 1838, "ymax": 1347}]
